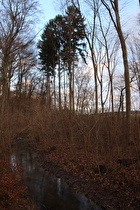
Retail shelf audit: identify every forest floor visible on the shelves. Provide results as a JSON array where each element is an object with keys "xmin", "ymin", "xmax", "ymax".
[
  {"xmin": 1, "ymin": 107, "xmax": 140, "ymax": 209},
  {"xmin": 35, "ymin": 143, "xmax": 140, "ymax": 210},
  {"xmin": 0, "ymin": 157, "xmax": 36, "ymax": 210}
]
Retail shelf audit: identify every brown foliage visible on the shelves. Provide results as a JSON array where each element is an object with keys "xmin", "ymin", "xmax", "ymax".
[
  {"xmin": 0, "ymin": 100, "xmax": 140, "ymax": 209},
  {"xmin": 0, "ymin": 160, "xmax": 33, "ymax": 210}
]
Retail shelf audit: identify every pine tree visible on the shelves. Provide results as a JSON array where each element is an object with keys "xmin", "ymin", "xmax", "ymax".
[{"xmin": 38, "ymin": 6, "xmax": 86, "ymax": 110}]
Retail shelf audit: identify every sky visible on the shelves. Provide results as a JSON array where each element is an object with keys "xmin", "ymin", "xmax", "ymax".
[
  {"xmin": 36, "ymin": 0, "xmax": 140, "ymax": 110},
  {"xmin": 36, "ymin": 0, "xmax": 140, "ymax": 40},
  {"xmin": 36, "ymin": 0, "xmax": 58, "ymax": 39},
  {"xmin": 39, "ymin": 0, "xmax": 57, "ymax": 22},
  {"xmin": 39, "ymin": 0, "xmax": 140, "ymax": 31},
  {"xmin": 35, "ymin": 0, "xmax": 140, "ymax": 46}
]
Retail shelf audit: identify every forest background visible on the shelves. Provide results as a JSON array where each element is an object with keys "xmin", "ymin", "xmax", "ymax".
[{"xmin": 0, "ymin": 0, "xmax": 140, "ymax": 209}]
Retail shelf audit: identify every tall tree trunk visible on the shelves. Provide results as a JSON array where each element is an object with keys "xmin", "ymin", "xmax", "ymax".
[
  {"xmin": 69, "ymin": 70, "xmax": 72, "ymax": 112},
  {"xmin": 110, "ymin": 76, "xmax": 114, "ymax": 112},
  {"xmin": 1, "ymin": 76, "xmax": 9, "ymax": 113},
  {"xmin": 101, "ymin": 0, "xmax": 131, "ymax": 137},
  {"xmin": 94, "ymin": 61, "xmax": 98, "ymax": 114},
  {"xmin": 1, "ymin": 65, "xmax": 9, "ymax": 113},
  {"xmin": 86, "ymin": 31, "xmax": 99, "ymax": 114},
  {"xmin": 63, "ymin": 70, "xmax": 67, "ymax": 109},
  {"xmin": 46, "ymin": 72, "xmax": 51, "ymax": 108},
  {"xmin": 53, "ymin": 74, "xmax": 56, "ymax": 109},
  {"xmin": 100, "ymin": 79, "xmax": 104, "ymax": 113},
  {"xmin": 58, "ymin": 62, "xmax": 61, "ymax": 110},
  {"xmin": 115, "ymin": 13, "xmax": 131, "ymax": 122},
  {"xmin": 72, "ymin": 62, "xmax": 75, "ymax": 112}
]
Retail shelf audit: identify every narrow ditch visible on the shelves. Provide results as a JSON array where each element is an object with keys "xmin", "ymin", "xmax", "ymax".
[{"xmin": 11, "ymin": 140, "xmax": 103, "ymax": 210}]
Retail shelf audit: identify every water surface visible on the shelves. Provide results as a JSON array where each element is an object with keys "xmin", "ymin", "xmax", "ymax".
[{"xmin": 11, "ymin": 141, "xmax": 103, "ymax": 210}]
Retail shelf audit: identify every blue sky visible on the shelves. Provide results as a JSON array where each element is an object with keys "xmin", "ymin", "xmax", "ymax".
[
  {"xmin": 37, "ymin": 0, "xmax": 140, "ymax": 39},
  {"xmin": 39, "ymin": 0, "xmax": 139, "ymax": 21},
  {"xmin": 35, "ymin": 0, "xmax": 58, "ymax": 40},
  {"xmin": 39, "ymin": 0, "xmax": 57, "ymax": 21},
  {"xmin": 38, "ymin": 0, "xmax": 58, "ymax": 28}
]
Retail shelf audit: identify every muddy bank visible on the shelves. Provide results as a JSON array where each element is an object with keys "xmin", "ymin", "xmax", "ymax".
[
  {"xmin": 12, "ymin": 139, "xmax": 102, "ymax": 210},
  {"xmin": 35, "ymin": 144, "xmax": 140, "ymax": 210}
]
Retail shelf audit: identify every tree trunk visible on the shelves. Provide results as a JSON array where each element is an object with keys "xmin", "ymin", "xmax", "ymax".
[
  {"xmin": 64, "ymin": 70, "xmax": 67, "ymax": 109},
  {"xmin": 86, "ymin": 38, "xmax": 98, "ymax": 114},
  {"xmin": 1, "ymin": 64, "xmax": 9, "ymax": 113},
  {"xmin": 116, "ymin": 23, "xmax": 131, "ymax": 122},
  {"xmin": 72, "ymin": 62, "xmax": 75, "ymax": 112},
  {"xmin": 53, "ymin": 74, "xmax": 56, "ymax": 109},
  {"xmin": 101, "ymin": 0, "xmax": 131, "ymax": 138},
  {"xmin": 1, "ymin": 76, "xmax": 9, "ymax": 113},
  {"xmin": 58, "ymin": 62, "xmax": 61, "ymax": 110},
  {"xmin": 46, "ymin": 72, "xmax": 51, "ymax": 108}
]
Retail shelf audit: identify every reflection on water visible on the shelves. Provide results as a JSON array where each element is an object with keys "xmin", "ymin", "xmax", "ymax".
[{"xmin": 11, "ymin": 142, "xmax": 103, "ymax": 210}]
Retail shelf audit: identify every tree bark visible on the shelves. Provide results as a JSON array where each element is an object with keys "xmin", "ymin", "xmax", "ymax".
[{"xmin": 101, "ymin": 0, "xmax": 131, "ymax": 130}]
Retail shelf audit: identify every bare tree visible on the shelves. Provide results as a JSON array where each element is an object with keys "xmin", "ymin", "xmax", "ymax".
[
  {"xmin": 75, "ymin": 64, "xmax": 94, "ymax": 113},
  {"xmin": 69, "ymin": 0, "xmax": 119, "ymax": 113},
  {"xmin": 97, "ymin": 12, "xmax": 120, "ymax": 112},
  {"xmin": 0, "ymin": 0, "xmax": 38, "ymax": 112},
  {"xmin": 101, "ymin": 0, "xmax": 131, "ymax": 123},
  {"xmin": 129, "ymin": 38, "xmax": 140, "ymax": 109},
  {"xmin": 15, "ymin": 48, "xmax": 37, "ymax": 100},
  {"xmin": 84, "ymin": 0, "xmax": 101, "ymax": 114}
]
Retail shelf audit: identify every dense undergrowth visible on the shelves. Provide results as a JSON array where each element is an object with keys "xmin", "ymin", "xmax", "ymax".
[
  {"xmin": 0, "ymin": 160, "xmax": 34, "ymax": 210},
  {"xmin": 0, "ymin": 100, "xmax": 140, "ymax": 209}
]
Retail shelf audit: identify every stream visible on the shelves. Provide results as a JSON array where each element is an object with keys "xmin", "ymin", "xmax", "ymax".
[{"xmin": 11, "ymin": 140, "xmax": 103, "ymax": 210}]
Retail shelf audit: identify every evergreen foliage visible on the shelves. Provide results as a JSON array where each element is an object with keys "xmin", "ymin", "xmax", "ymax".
[{"xmin": 38, "ymin": 5, "xmax": 86, "ymax": 76}]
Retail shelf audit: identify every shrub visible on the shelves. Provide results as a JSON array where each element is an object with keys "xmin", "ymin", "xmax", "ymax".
[{"xmin": 0, "ymin": 160, "xmax": 27, "ymax": 209}]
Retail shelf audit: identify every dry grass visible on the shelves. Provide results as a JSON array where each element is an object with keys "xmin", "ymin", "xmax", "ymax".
[
  {"xmin": 0, "ymin": 100, "xmax": 140, "ymax": 165},
  {"xmin": 0, "ymin": 160, "xmax": 35, "ymax": 210},
  {"xmin": 25, "ymin": 102, "xmax": 140, "ymax": 167},
  {"xmin": 0, "ymin": 100, "xmax": 139, "ymax": 209}
]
